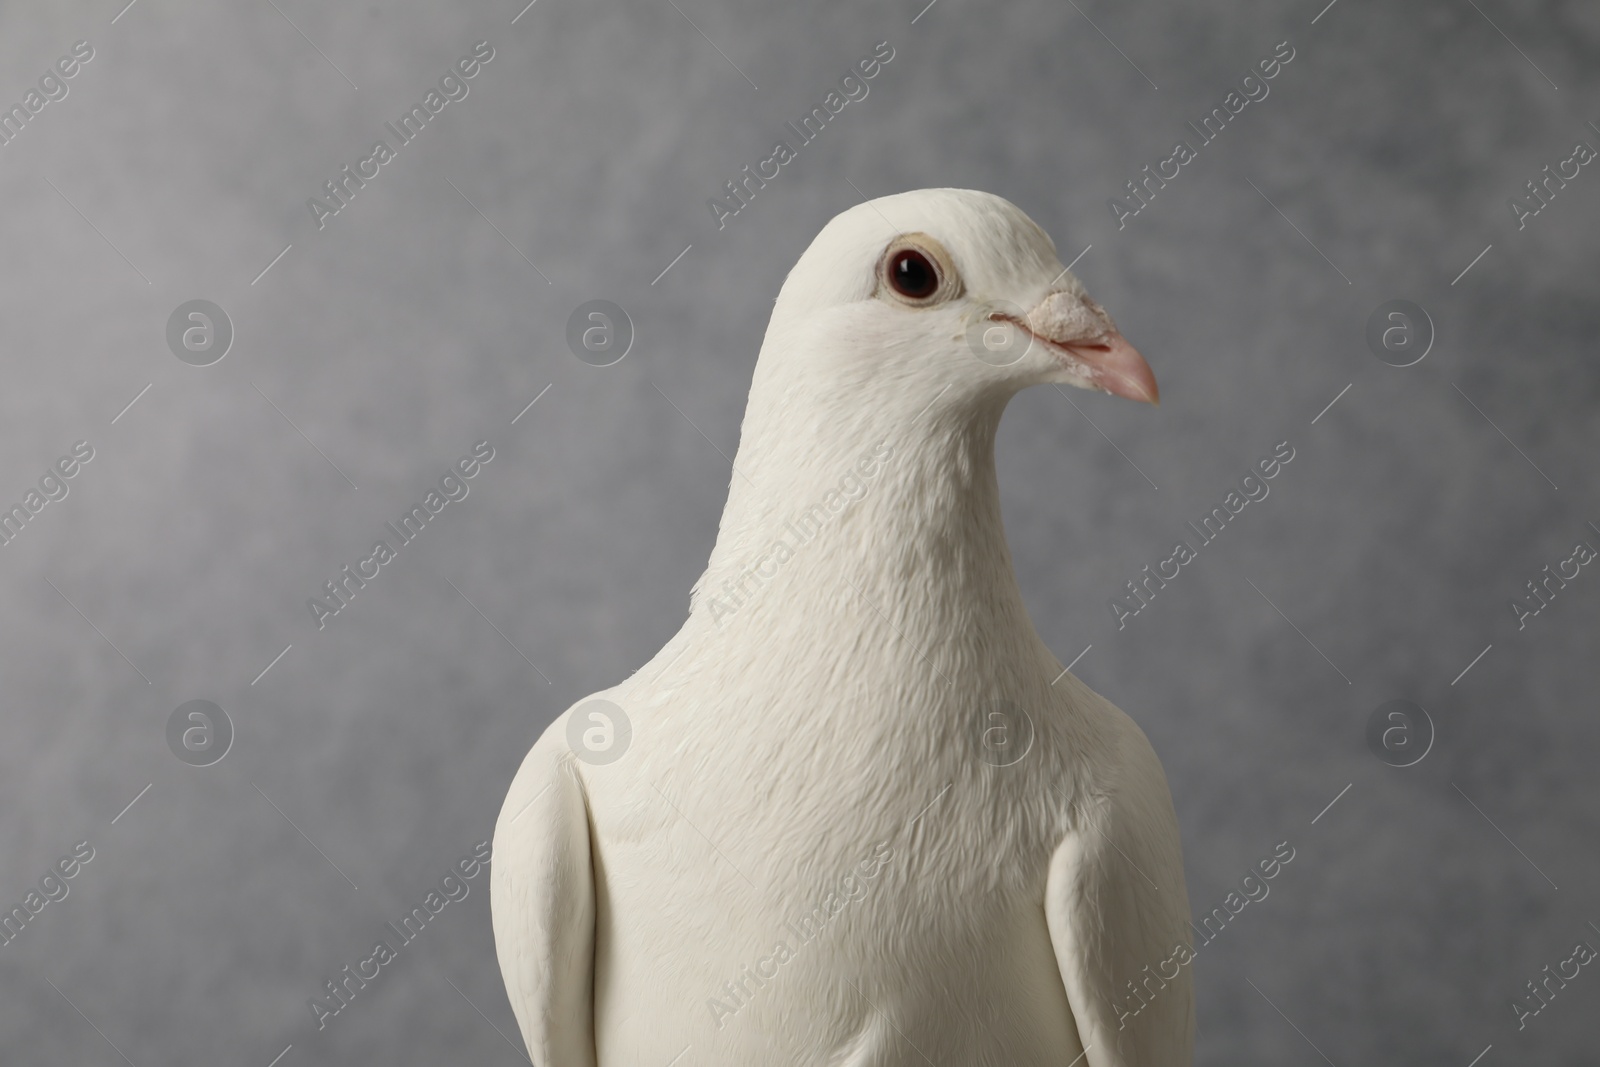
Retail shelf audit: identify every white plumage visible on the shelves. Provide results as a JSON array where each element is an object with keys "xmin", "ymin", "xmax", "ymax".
[{"xmin": 492, "ymin": 188, "xmax": 1191, "ymax": 1066}]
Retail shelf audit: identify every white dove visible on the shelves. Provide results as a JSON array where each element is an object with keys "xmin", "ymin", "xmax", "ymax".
[{"xmin": 492, "ymin": 188, "xmax": 1192, "ymax": 1067}]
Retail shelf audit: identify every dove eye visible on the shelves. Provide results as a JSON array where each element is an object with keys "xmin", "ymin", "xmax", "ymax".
[
  {"xmin": 888, "ymin": 250, "xmax": 938, "ymax": 299},
  {"xmin": 878, "ymin": 235, "xmax": 960, "ymax": 307}
]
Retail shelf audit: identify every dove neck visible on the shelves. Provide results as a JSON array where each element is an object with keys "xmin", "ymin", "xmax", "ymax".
[{"xmin": 697, "ymin": 389, "xmax": 1035, "ymax": 646}]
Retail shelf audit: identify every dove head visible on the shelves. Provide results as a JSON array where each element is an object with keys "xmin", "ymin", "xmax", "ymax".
[
  {"xmin": 751, "ymin": 188, "xmax": 1157, "ymax": 424},
  {"xmin": 698, "ymin": 190, "xmax": 1158, "ymax": 621}
]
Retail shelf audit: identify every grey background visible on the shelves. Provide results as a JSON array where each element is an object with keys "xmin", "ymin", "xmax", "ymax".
[{"xmin": 1, "ymin": 0, "xmax": 1596, "ymax": 1064}]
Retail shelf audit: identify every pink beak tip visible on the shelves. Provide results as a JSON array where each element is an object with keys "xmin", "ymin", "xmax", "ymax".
[{"xmin": 1086, "ymin": 330, "xmax": 1160, "ymax": 406}]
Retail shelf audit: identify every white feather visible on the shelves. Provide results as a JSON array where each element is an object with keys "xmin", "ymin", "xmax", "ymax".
[{"xmin": 492, "ymin": 188, "xmax": 1192, "ymax": 1066}]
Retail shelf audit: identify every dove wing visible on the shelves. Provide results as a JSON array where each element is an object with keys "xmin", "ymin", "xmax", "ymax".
[
  {"xmin": 1044, "ymin": 712, "xmax": 1194, "ymax": 1067},
  {"xmin": 491, "ymin": 718, "xmax": 598, "ymax": 1067}
]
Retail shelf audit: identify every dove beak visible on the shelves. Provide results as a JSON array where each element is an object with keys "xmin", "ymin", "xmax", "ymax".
[
  {"xmin": 1048, "ymin": 327, "xmax": 1160, "ymax": 405},
  {"xmin": 1008, "ymin": 292, "xmax": 1160, "ymax": 405}
]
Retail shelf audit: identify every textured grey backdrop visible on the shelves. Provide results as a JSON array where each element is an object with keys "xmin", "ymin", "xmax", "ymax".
[{"xmin": 0, "ymin": 0, "xmax": 1596, "ymax": 1064}]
